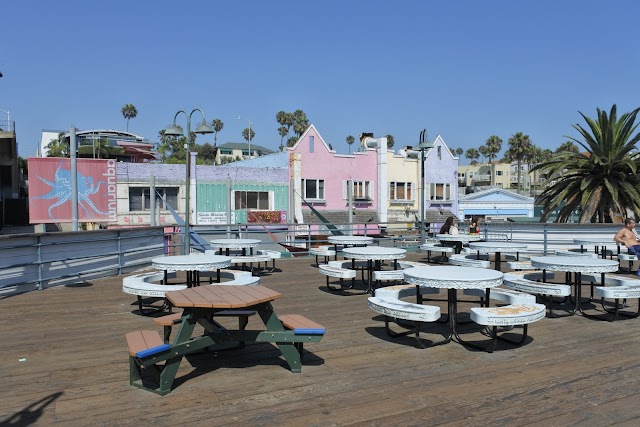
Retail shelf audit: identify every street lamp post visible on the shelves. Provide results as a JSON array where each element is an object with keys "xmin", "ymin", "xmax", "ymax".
[
  {"xmin": 415, "ymin": 129, "xmax": 430, "ymax": 244},
  {"xmin": 164, "ymin": 109, "xmax": 214, "ymax": 255},
  {"xmin": 238, "ymin": 116, "xmax": 252, "ymax": 159}
]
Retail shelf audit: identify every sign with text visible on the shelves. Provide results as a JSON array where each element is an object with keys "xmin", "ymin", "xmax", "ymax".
[
  {"xmin": 28, "ymin": 157, "xmax": 117, "ymax": 224},
  {"xmin": 247, "ymin": 210, "xmax": 287, "ymax": 224},
  {"xmin": 197, "ymin": 211, "xmax": 234, "ymax": 225}
]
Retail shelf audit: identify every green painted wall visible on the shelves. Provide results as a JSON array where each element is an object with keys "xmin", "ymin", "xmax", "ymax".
[{"xmin": 196, "ymin": 182, "xmax": 289, "ymax": 223}]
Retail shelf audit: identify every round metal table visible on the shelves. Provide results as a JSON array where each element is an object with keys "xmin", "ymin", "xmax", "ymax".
[
  {"xmin": 341, "ymin": 246, "xmax": 406, "ymax": 294},
  {"xmin": 209, "ymin": 238, "xmax": 262, "ymax": 255},
  {"xmin": 468, "ymin": 241, "xmax": 529, "ymax": 271},
  {"xmin": 404, "ymin": 266, "xmax": 503, "ymax": 348},
  {"xmin": 152, "ymin": 254, "xmax": 232, "ymax": 287}
]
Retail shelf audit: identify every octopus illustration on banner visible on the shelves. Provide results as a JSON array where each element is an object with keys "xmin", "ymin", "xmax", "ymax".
[{"xmin": 31, "ymin": 161, "xmax": 110, "ymax": 220}]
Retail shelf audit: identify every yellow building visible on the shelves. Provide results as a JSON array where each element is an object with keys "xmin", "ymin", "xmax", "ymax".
[{"xmin": 458, "ymin": 162, "xmax": 511, "ymax": 189}]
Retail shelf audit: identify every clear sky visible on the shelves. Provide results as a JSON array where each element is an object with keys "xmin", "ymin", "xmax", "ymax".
[{"xmin": 2, "ymin": 1, "xmax": 639, "ymax": 162}]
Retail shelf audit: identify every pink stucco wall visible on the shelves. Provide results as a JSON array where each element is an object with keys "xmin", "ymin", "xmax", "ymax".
[{"xmin": 290, "ymin": 125, "xmax": 378, "ymax": 210}]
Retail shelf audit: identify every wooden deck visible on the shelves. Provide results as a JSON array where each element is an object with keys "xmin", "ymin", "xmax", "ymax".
[{"xmin": 2, "ymin": 253, "xmax": 640, "ymax": 426}]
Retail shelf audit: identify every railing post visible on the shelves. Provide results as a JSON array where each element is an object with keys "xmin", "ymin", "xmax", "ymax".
[
  {"xmin": 117, "ymin": 230, "xmax": 123, "ymax": 275},
  {"xmin": 37, "ymin": 235, "xmax": 43, "ymax": 291},
  {"xmin": 543, "ymin": 224, "xmax": 548, "ymax": 255}
]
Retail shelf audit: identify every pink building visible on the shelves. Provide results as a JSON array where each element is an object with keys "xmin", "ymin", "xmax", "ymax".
[{"xmin": 288, "ymin": 125, "xmax": 383, "ymax": 233}]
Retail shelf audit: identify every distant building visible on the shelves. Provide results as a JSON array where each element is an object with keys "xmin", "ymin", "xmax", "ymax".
[
  {"xmin": 40, "ymin": 129, "xmax": 155, "ymax": 162},
  {"xmin": 215, "ymin": 142, "xmax": 274, "ymax": 164}
]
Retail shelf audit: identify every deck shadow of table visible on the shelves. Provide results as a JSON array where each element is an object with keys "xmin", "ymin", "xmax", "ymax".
[
  {"xmin": 165, "ymin": 342, "xmax": 325, "ymax": 391},
  {"xmin": 366, "ymin": 314, "xmax": 535, "ymax": 352}
]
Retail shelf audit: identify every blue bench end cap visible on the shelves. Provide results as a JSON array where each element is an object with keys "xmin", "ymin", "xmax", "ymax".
[
  {"xmin": 294, "ymin": 327, "xmax": 326, "ymax": 335},
  {"xmin": 136, "ymin": 344, "xmax": 171, "ymax": 358}
]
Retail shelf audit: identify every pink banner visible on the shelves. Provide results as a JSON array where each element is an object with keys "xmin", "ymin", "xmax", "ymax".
[{"xmin": 28, "ymin": 158, "xmax": 117, "ymax": 223}]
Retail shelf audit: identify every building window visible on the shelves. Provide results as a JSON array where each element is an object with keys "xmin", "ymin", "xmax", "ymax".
[
  {"xmin": 389, "ymin": 182, "xmax": 413, "ymax": 201},
  {"xmin": 437, "ymin": 146, "xmax": 442, "ymax": 159},
  {"xmin": 302, "ymin": 179, "xmax": 325, "ymax": 200},
  {"xmin": 496, "ymin": 170, "xmax": 503, "ymax": 176},
  {"xmin": 429, "ymin": 183, "xmax": 451, "ymax": 201},
  {"xmin": 309, "ymin": 136, "xmax": 314, "ymax": 153},
  {"xmin": 220, "ymin": 149, "xmax": 233, "ymax": 155},
  {"xmin": 234, "ymin": 191, "xmax": 269, "ymax": 210},
  {"xmin": 129, "ymin": 187, "xmax": 178, "ymax": 211},
  {"xmin": 343, "ymin": 180, "xmax": 374, "ymax": 200}
]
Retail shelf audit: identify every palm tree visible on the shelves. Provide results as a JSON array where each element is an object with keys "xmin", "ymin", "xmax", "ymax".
[
  {"xmin": 346, "ymin": 135, "xmax": 355, "ymax": 154},
  {"xmin": 386, "ymin": 134, "xmax": 395, "ymax": 149},
  {"xmin": 211, "ymin": 119, "xmax": 224, "ymax": 144},
  {"xmin": 292, "ymin": 109, "xmax": 309, "ymax": 136},
  {"xmin": 556, "ymin": 140, "xmax": 579, "ymax": 153},
  {"xmin": 45, "ymin": 132, "xmax": 69, "ymax": 157},
  {"xmin": 505, "ymin": 132, "xmax": 532, "ymax": 194},
  {"xmin": 533, "ymin": 105, "xmax": 640, "ymax": 223},
  {"xmin": 479, "ymin": 135, "xmax": 503, "ymax": 186},
  {"xmin": 278, "ymin": 126, "xmax": 288, "ymax": 149},
  {"xmin": 465, "ymin": 148, "xmax": 479, "ymax": 165},
  {"xmin": 525, "ymin": 145, "xmax": 543, "ymax": 196},
  {"xmin": 455, "ymin": 147, "xmax": 463, "ymax": 157},
  {"xmin": 242, "ymin": 127, "xmax": 255, "ymax": 144},
  {"xmin": 121, "ymin": 104, "xmax": 138, "ymax": 131}
]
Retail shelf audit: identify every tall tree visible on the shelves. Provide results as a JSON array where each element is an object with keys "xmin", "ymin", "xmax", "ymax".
[
  {"xmin": 292, "ymin": 109, "xmax": 309, "ymax": 136},
  {"xmin": 455, "ymin": 147, "xmax": 464, "ymax": 157},
  {"xmin": 465, "ymin": 147, "xmax": 480, "ymax": 165},
  {"xmin": 287, "ymin": 136, "xmax": 299, "ymax": 147},
  {"xmin": 385, "ymin": 134, "xmax": 395, "ymax": 149},
  {"xmin": 211, "ymin": 119, "xmax": 224, "ymax": 145},
  {"xmin": 242, "ymin": 127, "xmax": 255, "ymax": 143},
  {"xmin": 479, "ymin": 135, "xmax": 503, "ymax": 186},
  {"xmin": 533, "ymin": 105, "xmax": 640, "ymax": 223},
  {"xmin": 278, "ymin": 126, "xmax": 288, "ymax": 149},
  {"xmin": 121, "ymin": 104, "xmax": 138, "ymax": 132},
  {"xmin": 505, "ymin": 132, "xmax": 532, "ymax": 194},
  {"xmin": 556, "ymin": 140, "xmax": 579, "ymax": 153},
  {"xmin": 45, "ymin": 132, "xmax": 69, "ymax": 157},
  {"xmin": 346, "ymin": 135, "xmax": 355, "ymax": 154}
]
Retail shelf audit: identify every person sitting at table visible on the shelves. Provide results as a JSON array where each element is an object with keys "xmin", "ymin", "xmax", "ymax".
[
  {"xmin": 614, "ymin": 218, "xmax": 640, "ymax": 275},
  {"xmin": 440, "ymin": 216, "xmax": 462, "ymax": 253},
  {"xmin": 469, "ymin": 216, "xmax": 480, "ymax": 235}
]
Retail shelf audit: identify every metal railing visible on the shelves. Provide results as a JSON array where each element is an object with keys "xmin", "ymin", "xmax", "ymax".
[
  {"xmin": 0, "ymin": 120, "xmax": 15, "ymax": 132},
  {"xmin": 0, "ymin": 220, "xmax": 623, "ymax": 296},
  {"xmin": 0, "ymin": 227, "xmax": 165, "ymax": 296}
]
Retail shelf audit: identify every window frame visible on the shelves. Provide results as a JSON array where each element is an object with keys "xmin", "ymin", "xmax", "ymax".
[
  {"xmin": 233, "ymin": 190, "xmax": 271, "ymax": 210},
  {"xmin": 128, "ymin": 186, "xmax": 179, "ymax": 212},
  {"xmin": 301, "ymin": 179, "xmax": 325, "ymax": 201},
  {"xmin": 389, "ymin": 182, "xmax": 414, "ymax": 202}
]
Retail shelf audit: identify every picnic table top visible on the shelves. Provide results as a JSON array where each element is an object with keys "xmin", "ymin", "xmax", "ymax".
[{"xmin": 165, "ymin": 284, "xmax": 282, "ymax": 309}]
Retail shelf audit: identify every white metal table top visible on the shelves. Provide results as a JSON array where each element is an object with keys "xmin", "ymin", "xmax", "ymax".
[
  {"xmin": 468, "ymin": 241, "xmax": 529, "ymax": 253},
  {"xmin": 436, "ymin": 234, "xmax": 483, "ymax": 243},
  {"xmin": 152, "ymin": 254, "xmax": 232, "ymax": 272},
  {"xmin": 209, "ymin": 239, "xmax": 262, "ymax": 250},
  {"xmin": 572, "ymin": 238, "xmax": 618, "ymax": 247},
  {"xmin": 530, "ymin": 256, "xmax": 618, "ymax": 273},
  {"xmin": 403, "ymin": 266, "xmax": 503, "ymax": 290},
  {"xmin": 342, "ymin": 246, "xmax": 406, "ymax": 261},
  {"xmin": 327, "ymin": 236, "xmax": 374, "ymax": 245}
]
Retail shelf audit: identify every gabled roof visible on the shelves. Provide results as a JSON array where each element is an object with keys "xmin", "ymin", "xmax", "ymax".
[
  {"xmin": 459, "ymin": 187, "xmax": 534, "ymax": 202},
  {"xmin": 288, "ymin": 124, "xmax": 334, "ymax": 153},
  {"xmin": 423, "ymin": 135, "xmax": 456, "ymax": 160},
  {"xmin": 217, "ymin": 142, "xmax": 275, "ymax": 154}
]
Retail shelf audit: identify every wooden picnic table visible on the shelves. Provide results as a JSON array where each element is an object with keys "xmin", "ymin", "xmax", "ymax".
[{"xmin": 128, "ymin": 285, "xmax": 324, "ymax": 395}]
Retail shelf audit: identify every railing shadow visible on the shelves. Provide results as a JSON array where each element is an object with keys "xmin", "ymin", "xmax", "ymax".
[{"xmin": 1, "ymin": 391, "xmax": 63, "ymax": 426}]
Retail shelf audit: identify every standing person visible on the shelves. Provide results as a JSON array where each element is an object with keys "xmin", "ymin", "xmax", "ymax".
[{"xmin": 439, "ymin": 216, "xmax": 462, "ymax": 253}]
